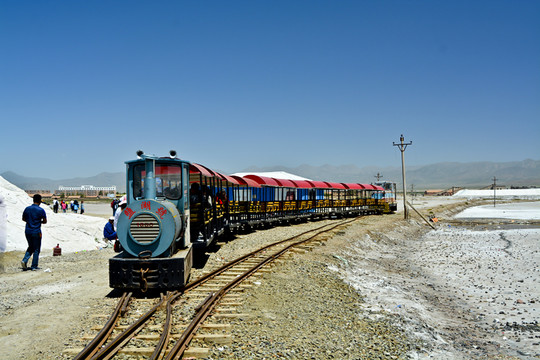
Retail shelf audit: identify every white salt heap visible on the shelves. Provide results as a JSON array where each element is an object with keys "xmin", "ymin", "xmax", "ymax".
[
  {"xmin": 454, "ymin": 188, "xmax": 540, "ymax": 199},
  {"xmin": 0, "ymin": 176, "xmax": 108, "ymax": 254}
]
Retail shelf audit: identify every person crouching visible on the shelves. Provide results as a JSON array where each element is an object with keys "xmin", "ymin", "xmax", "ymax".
[{"xmin": 103, "ymin": 217, "xmax": 117, "ymax": 248}]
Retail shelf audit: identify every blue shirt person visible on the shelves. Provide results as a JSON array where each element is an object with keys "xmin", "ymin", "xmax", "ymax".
[
  {"xmin": 103, "ymin": 217, "xmax": 117, "ymax": 241},
  {"xmin": 21, "ymin": 194, "xmax": 47, "ymax": 271}
]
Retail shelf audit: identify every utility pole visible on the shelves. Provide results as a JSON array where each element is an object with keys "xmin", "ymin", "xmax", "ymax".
[
  {"xmin": 393, "ymin": 134, "xmax": 412, "ymax": 219},
  {"xmin": 375, "ymin": 173, "xmax": 383, "ymax": 182},
  {"xmin": 493, "ymin": 176, "xmax": 497, "ymax": 207}
]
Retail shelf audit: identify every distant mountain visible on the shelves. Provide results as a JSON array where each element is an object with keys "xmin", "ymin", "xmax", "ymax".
[
  {"xmin": 2, "ymin": 159, "xmax": 539, "ymax": 192},
  {"xmin": 241, "ymin": 159, "xmax": 540, "ymax": 189},
  {"xmin": 0, "ymin": 171, "xmax": 126, "ymax": 193}
]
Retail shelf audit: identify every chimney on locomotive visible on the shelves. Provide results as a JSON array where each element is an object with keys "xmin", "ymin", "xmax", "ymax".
[{"xmin": 136, "ymin": 150, "xmax": 157, "ymax": 200}]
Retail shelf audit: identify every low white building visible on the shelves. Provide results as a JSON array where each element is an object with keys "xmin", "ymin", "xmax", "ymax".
[{"xmin": 56, "ymin": 185, "xmax": 117, "ymax": 197}]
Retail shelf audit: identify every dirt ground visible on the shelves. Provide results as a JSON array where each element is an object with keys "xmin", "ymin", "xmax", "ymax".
[
  {"xmin": 0, "ymin": 247, "xmax": 114, "ymax": 359},
  {"xmin": 0, "ymin": 198, "xmax": 538, "ymax": 359}
]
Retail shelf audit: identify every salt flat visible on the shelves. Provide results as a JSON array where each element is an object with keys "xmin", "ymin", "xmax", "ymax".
[
  {"xmin": 455, "ymin": 201, "xmax": 540, "ymax": 220},
  {"xmin": 334, "ymin": 200, "xmax": 540, "ymax": 359}
]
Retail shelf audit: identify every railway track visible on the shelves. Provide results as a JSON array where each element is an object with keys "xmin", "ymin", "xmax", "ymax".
[{"xmin": 70, "ymin": 218, "xmax": 358, "ymax": 359}]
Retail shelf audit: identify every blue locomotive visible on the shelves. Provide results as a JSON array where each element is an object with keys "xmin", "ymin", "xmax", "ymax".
[
  {"xmin": 109, "ymin": 150, "xmax": 395, "ymax": 292},
  {"xmin": 109, "ymin": 151, "xmax": 192, "ymax": 291}
]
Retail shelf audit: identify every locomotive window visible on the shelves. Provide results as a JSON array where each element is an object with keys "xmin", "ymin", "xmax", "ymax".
[
  {"xmin": 133, "ymin": 163, "xmax": 183, "ymax": 200},
  {"xmin": 156, "ymin": 164, "xmax": 182, "ymax": 200}
]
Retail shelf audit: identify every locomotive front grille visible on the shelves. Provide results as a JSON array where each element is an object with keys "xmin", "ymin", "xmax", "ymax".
[{"xmin": 130, "ymin": 213, "xmax": 160, "ymax": 244}]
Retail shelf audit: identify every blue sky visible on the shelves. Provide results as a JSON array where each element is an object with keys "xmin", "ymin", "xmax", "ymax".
[{"xmin": 1, "ymin": 0, "xmax": 539, "ymax": 179}]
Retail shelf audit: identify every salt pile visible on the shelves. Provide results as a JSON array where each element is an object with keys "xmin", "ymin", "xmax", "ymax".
[
  {"xmin": 454, "ymin": 188, "xmax": 540, "ymax": 199},
  {"xmin": 0, "ymin": 176, "xmax": 108, "ymax": 254}
]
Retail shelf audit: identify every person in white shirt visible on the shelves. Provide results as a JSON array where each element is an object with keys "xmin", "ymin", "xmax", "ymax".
[{"xmin": 114, "ymin": 196, "xmax": 127, "ymax": 231}]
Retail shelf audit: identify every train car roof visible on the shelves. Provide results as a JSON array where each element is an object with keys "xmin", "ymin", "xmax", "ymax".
[
  {"xmin": 188, "ymin": 160, "xmax": 384, "ymax": 190},
  {"xmin": 324, "ymin": 181, "xmax": 347, "ymax": 190},
  {"xmin": 233, "ymin": 171, "xmax": 311, "ymax": 181},
  {"xmin": 291, "ymin": 180, "xmax": 315, "ymax": 188},
  {"xmin": 214, "ymin": 171, "xmax": 242, "ymax": 185},
  {"xmin": 307, "ymin": 180, "xmax": 330, "ymax": 188},
  {"xmin": 362, "ymin": 184, "xmax": 384, "ymax": 191},
  {"xmin": 272, "ymin": 178, "xmax": 297, "ymax": 188},
  {"xmin": 343, "ymin": 183, "xmax": 364, "ymax": 190},
  {"xmin": 243, "ymin": 174, "xmax": 281, "ymax": 187},
  {"xmin": 190, "ymin": 163, "xmax": 215, "ymax": 177},
  {"xmin": 230, "ymin": 175, "xmax": 262, "ymax": 188}
]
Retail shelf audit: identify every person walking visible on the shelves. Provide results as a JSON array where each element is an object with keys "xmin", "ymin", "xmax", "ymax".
[
  {"xmin": 80, "ymin": 201, "xmax": 85, "ymax": 215},
  {"xmin": 53, "ymin": 199, "xmax": 59, "ymax": 213},
  {"xmin": 111, "ymin": 198, "xmax": 119, "ymax": 215},
  {"xmin": 21, "ymin": 194, "xmax": 47, "ymax": 271},
  {"xmin": 114, "ymin": 196, "xmax": 127, "ymax": 231}
]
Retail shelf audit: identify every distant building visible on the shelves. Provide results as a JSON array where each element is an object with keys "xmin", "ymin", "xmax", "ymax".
[
  {"xmin": 424, "ymin": 189, "xmax": 444, "ymax": 196},
  {"xmin": 56, "ymin": 185, "xmax": 117, "ymax": 197},
  {"xmin": 439, "ymin": 187, "xmax": 463, "ymax": 196},
  {"xmin": 487, "ymin": 184, "xmax": 506, "ymax": 190},
  {"xmin": 424, "ymin": 187, "xmax": 463, "ymax": 196}
]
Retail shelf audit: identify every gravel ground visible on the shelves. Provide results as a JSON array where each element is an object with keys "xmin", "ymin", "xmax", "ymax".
[{"xmin": 0, "ymin": 199, "xmax": 535, "ymax": 359}]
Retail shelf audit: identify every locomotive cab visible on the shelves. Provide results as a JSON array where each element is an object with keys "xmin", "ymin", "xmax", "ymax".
[{"xmin": 109, "ymin": 151, "xmax": 193, "ymax": 291}]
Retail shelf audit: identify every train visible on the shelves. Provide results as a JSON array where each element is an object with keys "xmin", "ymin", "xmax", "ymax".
[
  {"xmin": 109, "ymin": 151, "xmax": 397, "ymax": 292},
  {"xmin": 373, "ymin": 181, "xmax": 398, "ymax": 212}
]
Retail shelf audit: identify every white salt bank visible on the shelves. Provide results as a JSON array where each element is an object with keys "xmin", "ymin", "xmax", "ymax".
[{"xmin": 0, "ymin": 176, "xmax": 109, "ymax": 255}]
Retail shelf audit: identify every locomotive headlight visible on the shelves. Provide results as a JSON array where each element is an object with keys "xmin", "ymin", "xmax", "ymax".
[
  {"xmin": 169, "ymin": 150, "xmax": 177, "ymax": 158},
  {"xmin": 136, "ymin": 150, "xmax": 144, "ymax": 158}
]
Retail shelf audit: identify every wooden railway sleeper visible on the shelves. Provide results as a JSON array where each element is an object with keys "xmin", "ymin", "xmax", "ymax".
[
  {"xmin": 73, "ymin": 292, "xmax": 130, "ymax": 360},
  {"xmin": 164, "ymin": 219, "xmax": 359, "ymax": 359},
  {"xmin": 88, "ymin": 293, "xmax": 175, "ymax": 360}
]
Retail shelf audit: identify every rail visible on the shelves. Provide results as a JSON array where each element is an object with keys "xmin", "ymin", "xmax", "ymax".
[{"xmin": 73, "ymin": 218, "xmax": 359, "ymax": 359}]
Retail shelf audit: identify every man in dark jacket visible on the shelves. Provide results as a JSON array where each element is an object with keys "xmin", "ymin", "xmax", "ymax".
[{"xmin": 21, "ymin": 194, "xmax": 47, "ymax": 271}]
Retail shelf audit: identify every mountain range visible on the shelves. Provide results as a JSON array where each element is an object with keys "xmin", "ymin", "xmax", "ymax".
[
  {"xmin": 243, "ymin": 159, "xmax": 540, "ymax": 189},
  {"xmin": 1, "ymin": 159, "xmax": 539, "ymax": 193},
  {"xmin": 0, "ymin": 171, "xmax": 126, "ymax": 193}
]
